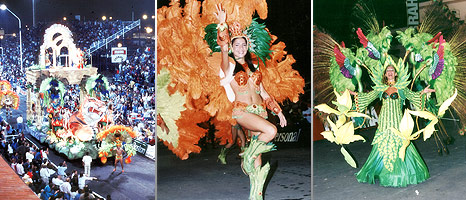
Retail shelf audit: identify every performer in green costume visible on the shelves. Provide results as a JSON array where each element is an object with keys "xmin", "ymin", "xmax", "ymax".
[
  {"xmin": 313, "ymin": 1, "xmax": 466, "ymax": 187},
  {"xmin": 354, "ymin": 63, "xmax": 434, "ymax": 187}
]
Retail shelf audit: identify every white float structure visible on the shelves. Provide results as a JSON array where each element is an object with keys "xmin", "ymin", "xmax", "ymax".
[{"xmin": 39, "ymin": 24, "xmax": 83, "ymax": 68}]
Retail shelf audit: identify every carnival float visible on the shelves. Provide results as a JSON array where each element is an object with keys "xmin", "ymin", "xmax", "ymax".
[{"xmin": 27, "ymin": 24, "xmax": 136, "ymax": 160}]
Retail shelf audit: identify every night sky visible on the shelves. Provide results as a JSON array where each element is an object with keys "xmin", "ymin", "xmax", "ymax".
[
  {"xmin": 157, "ymin": 0, "xmax": 312, "ymax": 83},
  {"xmin": 0, "ymin": 0, "xmax": 155, "ymax": 33},
  {"xmin": 314, "ymin": 0, "xmax": 408, "ymax": 47}
]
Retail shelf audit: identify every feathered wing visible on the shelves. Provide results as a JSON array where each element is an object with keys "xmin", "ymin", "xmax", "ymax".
[
  {"xmin": 260, "ymin": 37, "xmax": 305, "ymax": 103},
  {"xmin": 157, "ymin": 68, "xmax": 211, "ymax": 160},
  {"xmin": 397, "ymin": 2, "xmax": 462, "ymax": 126},
  {"xmin": 157, "ymin": 68, "xmax": 186, "ymax": 149},
  {"xmin": 446, "ymin": 25, "xmax": 466, "ymax": 129},
  {"xmin": 313, "ymin": 29, "xmax": 357, "ymax": 104}
]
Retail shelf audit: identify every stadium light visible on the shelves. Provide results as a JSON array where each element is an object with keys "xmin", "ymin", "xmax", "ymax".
[
  {"xmin": 145, "ymin": 27, "xmax": 153, "ymax": 34},
  {"xmin": 63, "ymin": 17, "xmax": 67, "ymax": 21},
  {"xmin": 102, "ymin": 16, "xmax": 107, "ymax": 21},
  {"xmin": 109, "ymin": 16, "xmax": 113, "ymax": 20},
  {"xmin": 0, "ymin": 4, "xmax": 22, "ymax": 71},
  {"xmin": 142, "ymin": 14, "xmax": 148, "ymax": 20}
]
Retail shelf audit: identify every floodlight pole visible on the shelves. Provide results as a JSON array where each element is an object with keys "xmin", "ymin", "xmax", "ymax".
[{"xmin": 4, "ymin": 7, "xmax": 22, "ymax": 72}]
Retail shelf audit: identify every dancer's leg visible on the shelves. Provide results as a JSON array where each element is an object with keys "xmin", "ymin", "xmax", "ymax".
[
  {"xmin": 237, "ymin": 127, "xmax": 246, "ymax": 148},
  {"xmin": 236, "ymin": 112, "xmax": 277, "ymax": 143},
  {"xmin": 225, "ymin": 125, "xmax": 238, "ymax": 149},
  {"xmin": 236, "ymin": 112, "xmax": 277, "ymax": 169}
]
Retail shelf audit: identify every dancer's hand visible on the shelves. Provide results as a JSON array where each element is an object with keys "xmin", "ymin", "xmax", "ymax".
[
  {"xmin": 348, "ymin": 90, "xmax": 357, "ymax": 96},
  {"xmin": 277, "ymin": 112, "xmax": 287, "ymax": 127},
  {"xmin": 214, "ymin": 3, "xmax": 227, "ymax": 24},
  {"xmin": 421, "ymin": 85, "xmax": 435, "ymax": 94}
]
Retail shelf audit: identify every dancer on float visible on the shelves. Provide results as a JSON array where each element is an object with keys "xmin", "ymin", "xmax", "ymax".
[{"xmin": 214, "ymin": 3, "xmax": 286, "ymax": 175}]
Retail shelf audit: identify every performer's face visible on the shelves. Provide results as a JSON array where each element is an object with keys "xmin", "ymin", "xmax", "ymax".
[
  {"xmin": 385, "ymin": 66, "xmax": 397, "ymax": 81},
  {"xmin": 232, "ymin": 37, "xmax": 248, "ymax": 59}
]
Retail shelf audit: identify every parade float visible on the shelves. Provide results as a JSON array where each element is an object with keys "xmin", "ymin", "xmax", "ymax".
[{"xmin": 26, "ymin": 24, "xmax": 136, "ymax": 160}]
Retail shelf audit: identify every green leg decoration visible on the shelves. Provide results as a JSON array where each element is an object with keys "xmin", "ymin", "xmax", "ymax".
[
  {"xmin": 241, "ymin": 135, "xmax": 276, "ymax": 175},
  {"xmin": 218, "ymin": 147, "xmax": 230, "ymax": 164},
  {"xmin": 249, "ymin": 163, "xmax": 271, "ymax": 200}
]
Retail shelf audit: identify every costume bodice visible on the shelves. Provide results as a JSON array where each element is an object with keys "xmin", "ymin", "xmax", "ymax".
[
  {"xmin": 383, "ymin": 87, "xmax": 398, "ymax": 99},
  {"xmin": 382, "ymin": 92, "xmax": 399, "ymax": 99},
  {"xmin": 234, "ymin": 69, "xmax": 262, "ymax": 86}
]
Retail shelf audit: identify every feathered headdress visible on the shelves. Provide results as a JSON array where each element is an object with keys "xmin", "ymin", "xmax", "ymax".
[{"xmin": 204, "ymin": 18, "xmax": 273, "ymax": 65}]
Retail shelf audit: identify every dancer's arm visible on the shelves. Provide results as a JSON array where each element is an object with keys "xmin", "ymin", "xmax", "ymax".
[
  {"xmin": 215, "ymin": 3, "xmax": 230, "ymax": 74},
  {"xmin": 350, "ymin": 90, "xmax": 379, "ymax": 112},
  {"xmin": 259, "ymin": 84, "xmax": 287, "ymax": 127}
]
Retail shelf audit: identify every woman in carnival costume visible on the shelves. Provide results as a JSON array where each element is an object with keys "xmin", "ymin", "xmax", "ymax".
[
  {"xmin": 158, "ymin": 0, "xmax": 304, "ymax": 199},
  {"xmin": 352, "ymin": 61, "xmax": 434, "ymax": 187},
  {"xmin": 214, "ymin": 2, "xmax": 287, "ymax": 176},
  {"xmin": 314, "ymin": 1, "xmax": 466, "ymax": 187}
]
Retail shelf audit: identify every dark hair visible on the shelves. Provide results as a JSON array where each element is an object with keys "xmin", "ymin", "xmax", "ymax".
[
  {"xmin": 383, "ymin": 65, "xmax": 398, "ymax": 85},
  {"xmin": 230, "ymin": 37, "xmax": 256, "ymax": 76}
]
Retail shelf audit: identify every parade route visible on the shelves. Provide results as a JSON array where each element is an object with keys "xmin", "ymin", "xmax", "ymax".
[
  {"xmin": 157, "ymin": 142, "xmax": 311, "ymax": 200},
  {"xmin": 12, "ymin": 87, "xmax": 155, "ymax": 200}
]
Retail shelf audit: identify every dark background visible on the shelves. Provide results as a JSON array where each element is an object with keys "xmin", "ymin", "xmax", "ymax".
[
  {"xmin": 313, "ymin": 0, "xmax": 416, "ymax": 47},
  {"xmin": 0, "ymin": 0, "xmax": 155, "ymax": 33}
]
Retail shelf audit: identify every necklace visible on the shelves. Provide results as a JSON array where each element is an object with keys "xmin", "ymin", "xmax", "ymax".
[{"xmin": 387, "ymin": 80, "xmax": 395, "ymax": 86}]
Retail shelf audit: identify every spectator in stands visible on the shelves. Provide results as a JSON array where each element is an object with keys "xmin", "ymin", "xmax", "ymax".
[
  {"xmin": 40, "ymin": 179, "xmax": 54, "ymax": 200},
  {"xmin": 52, "ymin": 174, "xmax": 64, "ymax": 186},
  {"xmin": 79, "ymin": 185, "xmax": 96, "ymax": 200},
  {"xmin": 78, "ymin": 172, "xmax": 96, "ymax": 190},
  {"xmin": 16, "ymin": 159, "xmax": 25, "ymax": 176},
  {"xmin": 40, "ymin": 163, "xmax": 55, "ymax": 184},
  {"xmin": 60, "ymin": 177, "xmax": 72, "ymax": 200},
  {"xmin": 25, "ymin": 150, "xmax": 34, "ymax": 163},
  {"xmin": 57, "ymin": 161, "xmax": 68, "ymax": 177},
  {"xmin": 16, "ymin": 114, "xmax": 23, "ymax": 133}
]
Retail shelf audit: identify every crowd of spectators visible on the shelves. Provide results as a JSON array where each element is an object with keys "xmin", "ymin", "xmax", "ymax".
[
  {"xmin": 0, "ymin": 18, "xmax": 152, "ymax": 199},
  {"xmin": 109, "ymin": 48, "xmax": 156, "ymax": 145},
  {"xmin": 0, "ymin": 126, "xmax": 107, "ymax": 200}
]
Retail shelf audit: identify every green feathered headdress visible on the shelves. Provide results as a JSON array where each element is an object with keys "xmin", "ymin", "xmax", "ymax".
[
  {"xmin": 371, "ymin": 56, "xmax": 410, "ymax": 92},
  {"xmin": 39, "ymin": 77, "xmax": 65, "ymax": 107},
  {"xmin": 204, "ymin": 18, "xmax": 273, "ymax": 65}
]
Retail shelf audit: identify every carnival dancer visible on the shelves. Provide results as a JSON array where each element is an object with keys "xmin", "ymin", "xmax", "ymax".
[
  {"xmin": 352, "ymin": 64, "xmax": 435, "ymax": 186},
  {"xmin": 158, "ymin": 0, "xmax": 304, "ymax": 198},
  {"xmin": 113, "ymin": 143, "xmax": 126, "ymax": 173},
  {"xmin": 215, "ymin": 4, "xmax": 286, "ymax": 198}
]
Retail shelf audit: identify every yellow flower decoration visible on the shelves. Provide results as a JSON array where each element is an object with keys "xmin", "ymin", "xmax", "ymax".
[
  {"xmin": 321, "ymin": 116, "xmax": 366, "ymax": 145},
  {"xmin": 315, "ymin": 89, "xmax": 371, "ymax": 128},
  {"xmin": 320, "ymin": 116, "xmax": 366, "ymax": 168},
  {"xmin": 390, "ymin": 109, "xmax": 438, "ymax": 161}
]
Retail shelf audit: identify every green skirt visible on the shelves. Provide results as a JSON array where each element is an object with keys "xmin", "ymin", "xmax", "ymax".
[{"xmin": 356, "ymin": 143, "xmax": 429, "ymax": 187}]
